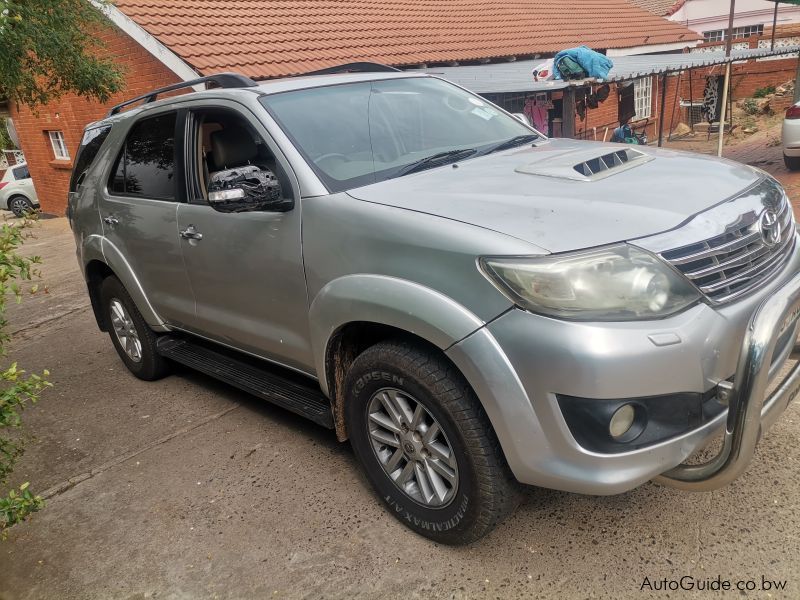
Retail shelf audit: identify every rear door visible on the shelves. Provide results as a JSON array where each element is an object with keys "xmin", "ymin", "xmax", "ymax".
[
  {"xmin": 11, "ymin": 165, "xmax": 36, "ymax": 201},
  {"xmin": 99, "ymin": 109, "xmax": 195, "ymax": 328}
]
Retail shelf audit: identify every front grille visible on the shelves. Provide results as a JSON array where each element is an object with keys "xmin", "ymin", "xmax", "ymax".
[{"xmin": 661, "ymin": 188, "xmax": 795, "ymax": 304}]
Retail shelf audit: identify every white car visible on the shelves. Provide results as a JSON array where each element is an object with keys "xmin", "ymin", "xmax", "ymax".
[
  {"xmin": 782, "ymin": 103, "xmax": 800, "ymax": 171},
  {"xmin": 0, "ymin": 162, "xmax": 39, "ymax": 217}
]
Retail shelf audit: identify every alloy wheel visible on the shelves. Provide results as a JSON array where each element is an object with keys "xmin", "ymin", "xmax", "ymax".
[
  {"xmin": 109, "ymin": 298, "xmax": 143, "ymax": 363},
  {"xmin": 367, "ymin": 387, "xmax": 459, "ymax": 507},
  {"xmin": 9, "ymin": 197, "xmax": 30, "ymax": 216}
]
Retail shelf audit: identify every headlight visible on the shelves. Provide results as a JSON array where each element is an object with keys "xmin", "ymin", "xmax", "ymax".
[{"xmin": 480, "ymin": 245, "xmax": 700, "ymax": 321}]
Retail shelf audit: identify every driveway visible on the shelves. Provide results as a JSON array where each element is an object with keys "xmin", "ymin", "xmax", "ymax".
[{"xmin": 0, "ymin": 210, "xmax": 798, "ymax": 599}]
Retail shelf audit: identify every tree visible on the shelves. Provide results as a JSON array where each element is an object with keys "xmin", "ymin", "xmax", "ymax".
[
  {"xmin": 0, "ymin": 219, "xmax": 50, "ymax": 535},
  {"xmin": 0, "ymin": 118, "xmax": 14, "ymax": 150},
  {"xmin": 0, "ymin": 0, "xmax": 124, "ymax": 108}
]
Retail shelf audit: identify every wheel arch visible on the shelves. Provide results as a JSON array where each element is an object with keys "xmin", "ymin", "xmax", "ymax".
[
  {"xmin": 7, "ymin": 192, "xmax": 32, "ymax": 202},
  {"xmin": 85, "ymin": 259, "xmax": 116, "ymax": 331},
  {"xmin": 82, "ymin": 238, "xmax": 168, "ymax": 332},
  {"xmin": 309, "ymin": 275, "xmax": 487, "ymax": 440}
]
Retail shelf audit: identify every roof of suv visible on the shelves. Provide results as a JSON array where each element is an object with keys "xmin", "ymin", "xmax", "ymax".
[
  {"xmin": 101, "ymin": 71, "xmax": 427, "ymax": 125},
  {"xmin": 256, "ymin": 70, "xmax": 424, "ymax": 94}
]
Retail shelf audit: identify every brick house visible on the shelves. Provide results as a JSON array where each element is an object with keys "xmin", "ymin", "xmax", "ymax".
[
  {"xmin": 632, "ymin": 0, "xmax": 800, "ymax": 43},
  {"xmin": 10, "ymin": 0, "xmax": 704, "ymax": 215}
]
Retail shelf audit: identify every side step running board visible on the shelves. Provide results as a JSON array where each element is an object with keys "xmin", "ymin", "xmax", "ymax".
[{"xmin": 156, "ymin": 336, "xmax": 334, "ymax": 429}]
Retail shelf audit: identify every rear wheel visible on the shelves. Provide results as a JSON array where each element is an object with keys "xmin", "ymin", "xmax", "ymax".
[
  {"xmin": 100, "ymin": 276, "xmax": 170, "ymax": 380},
  {"xmin": 784, "ymin": 153, "xmax": 800, "ymax": 171},
  {"xmin": 345, "ymin": 339, "xmax": 520, "ymax": 544},
  {"xmin": 8, "ymin": 195, "xmax": 34, "ymax": 218}
]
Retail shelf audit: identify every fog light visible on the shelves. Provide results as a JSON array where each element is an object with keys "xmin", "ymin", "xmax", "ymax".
[{"xmin": 609, "ymin": 404, "xmax": 636, "ymax": 439}]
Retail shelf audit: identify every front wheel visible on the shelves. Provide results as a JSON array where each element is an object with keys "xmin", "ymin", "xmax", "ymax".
[
  {"xmin": 345, "ymin": 340, "xmax": 520, "ymax": 544},
  {"xmin": 100, "ymin": 276, "xmax": 170, "ymax": 381}
]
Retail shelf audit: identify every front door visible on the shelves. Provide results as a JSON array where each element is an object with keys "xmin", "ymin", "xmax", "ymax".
[
  {"xmin": 176, "ymin": 104, "xmax": 313, "ymax": 373},
  {"xmin": 100, "ymin": 110, "xmax": 195, "ymax": 328}
]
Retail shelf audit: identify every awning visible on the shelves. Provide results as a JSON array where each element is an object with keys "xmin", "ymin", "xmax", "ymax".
[{"xmin": 419, "ymin": 45, "xmax": 800, "ymax": 94}]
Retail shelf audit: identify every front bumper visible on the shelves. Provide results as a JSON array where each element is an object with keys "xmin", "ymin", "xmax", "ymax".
[{"xmin": 446, "ymin": 238, "xmax": 800, "ymax": 495}]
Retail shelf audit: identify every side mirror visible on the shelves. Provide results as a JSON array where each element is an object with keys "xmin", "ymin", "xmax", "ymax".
[{"xmin": 207, "ymin": 166, "xmax": 294, "ymax": 213}]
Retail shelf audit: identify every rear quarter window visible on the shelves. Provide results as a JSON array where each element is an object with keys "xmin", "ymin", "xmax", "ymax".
[
  {"xmin": 69, "ymin": 125, "xmax": 113, "ymax": 193},
  {"xmin": 12, "ymin": 165, "xmax": 30, "ymax": 180}
]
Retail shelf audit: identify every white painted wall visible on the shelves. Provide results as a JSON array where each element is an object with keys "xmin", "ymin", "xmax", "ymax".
[{"xmin": 670, "ymin": 0, "xmax": 800, "ymax": 36}]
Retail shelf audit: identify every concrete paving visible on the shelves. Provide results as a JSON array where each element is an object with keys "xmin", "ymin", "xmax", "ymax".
[{"xmin": 0, "ymin": 207, "xmax": 799, "ymax": 599}]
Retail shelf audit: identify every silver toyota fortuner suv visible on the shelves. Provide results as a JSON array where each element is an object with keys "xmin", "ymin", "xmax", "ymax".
[{"xmin": 67, "ymin": 65, "xmax": 800, "ymax": 544}]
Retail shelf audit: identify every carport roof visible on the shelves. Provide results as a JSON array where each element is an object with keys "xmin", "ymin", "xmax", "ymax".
[
  {"xmin": 112, "ymin": 0, "xmax": 700, "ymax": 79},
  {"xmin": 420, "ymin": 45, "xmax": 800, "ymax": 93}
]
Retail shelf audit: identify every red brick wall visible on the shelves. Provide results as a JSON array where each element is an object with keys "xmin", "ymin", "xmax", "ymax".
[
  {"xmin": 679, "ymin": 31, "xmax": 799, "ymax": 115},
  {"xmin": 680, "ymin": 58, "xmax": 797, "ymax": 103},
  {"xmin": 10, "ymin": 24, "xmax": 181, "ymax": 215},
  {"xmin": 575, "ymin": 54, "xmax": 798, "ymax": 143},
  {"xmin": 575, "ymin": 75, "xmax": 666, "ymax": 143}
]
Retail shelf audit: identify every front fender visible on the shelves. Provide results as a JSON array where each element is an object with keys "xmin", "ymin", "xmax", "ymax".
[
  {"xmin": 101, "ymin": 237, "xmax": 168, "ymax": 331},
  {"xmin": 309, "ymin": 274, "xmax": 486, "ymax": 396}
]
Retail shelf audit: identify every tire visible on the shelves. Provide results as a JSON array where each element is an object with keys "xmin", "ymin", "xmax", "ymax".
[
  {"xmin": 784, "ymin": 153, "xmax": 800, "ymax": 171},
  {"xmin": 100, "ymin": 276, "xmax": 170, "ymax": 381},
  {"xmin": 8, "ymin": 195, "xmax": 34, "ymax": 218},
  {"xmin": 345, "ymin": 339, "xmax": 521, "ymax": 544}
]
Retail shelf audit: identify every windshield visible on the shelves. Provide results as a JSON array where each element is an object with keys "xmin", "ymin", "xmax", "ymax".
[{"xmin": 260, "ymin": 77, "xmax": 537, "ymax": 193}]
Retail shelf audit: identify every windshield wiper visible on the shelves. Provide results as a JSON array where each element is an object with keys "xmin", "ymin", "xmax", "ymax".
[
  {"xmin": 479, "ymin": 134, "xmax": 540, "ymax": 156},
  {"xmin": 397, "ymin": 148, "xmax": 477, "ymax": 176}
]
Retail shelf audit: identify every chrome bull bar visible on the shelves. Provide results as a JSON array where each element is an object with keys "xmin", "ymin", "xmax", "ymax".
[{"xmin": 655, "ymin": 271, "xmax": 800, "ymax": 491}]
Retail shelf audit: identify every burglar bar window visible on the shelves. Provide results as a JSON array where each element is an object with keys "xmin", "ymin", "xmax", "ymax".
[
  {"xmin": 704, "ymin": 24, "xmax": 764, "ymax": 42},
  {"xmin": 48, "ymin": 130, "xmax": 70, "ymax": 160},
  {"xmin": 633, "ymin": 77, "xmax": 652, "ymax": 120},
  {"xmin": 732, "ymin": 24, "xmax": 763, "ymax": 39}
]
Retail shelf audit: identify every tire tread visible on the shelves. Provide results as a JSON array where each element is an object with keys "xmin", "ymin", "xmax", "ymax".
[{"xmin": 348, "ymin": 339, "xmax": 520, "ymax": 544}]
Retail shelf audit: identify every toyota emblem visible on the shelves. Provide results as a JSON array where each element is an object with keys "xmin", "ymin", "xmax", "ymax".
[{"xmin": 759, "ymin": 209, "xmax": 781, "ymax": 248}]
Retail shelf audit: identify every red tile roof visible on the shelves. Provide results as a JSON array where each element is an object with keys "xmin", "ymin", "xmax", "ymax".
[
  {"xmin": 628, "ymin": 0, "xmax": 679, "ymax": 17},
  {"xmin": 114, "ymin": 0, "xmax": 701, "ymax": 79}
]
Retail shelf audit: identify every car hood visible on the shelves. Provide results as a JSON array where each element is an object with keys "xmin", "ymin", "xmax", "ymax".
[{"xmin": 346, "ymin": 138, "xmax": 761, "ymax": 253}]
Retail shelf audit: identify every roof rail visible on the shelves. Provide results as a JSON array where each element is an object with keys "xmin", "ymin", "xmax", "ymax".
[
  {"xmin": 304, "ymin": 62, "xmax": 401, "ymax": 76},
  {"xmin": 106, "ymin": 72, "xmax": 258, "ymax": 117}
]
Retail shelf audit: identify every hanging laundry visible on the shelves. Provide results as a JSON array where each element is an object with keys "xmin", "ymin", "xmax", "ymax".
[
  {"xmin": 524, "ymin": 97, "xmax": 549, "ymax": 135},
  {"xmin": 554, "ymin": 46, "xmax": 614, "ymax": 80}
]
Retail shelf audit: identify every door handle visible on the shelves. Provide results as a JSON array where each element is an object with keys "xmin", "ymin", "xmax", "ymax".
[
  {"xmin": 103, "ymin": 215, "xmax": 119, "ymax": 226},
  {"xmin": 179, "ymin": 225, "xmax": 203, "ymax": 241}
]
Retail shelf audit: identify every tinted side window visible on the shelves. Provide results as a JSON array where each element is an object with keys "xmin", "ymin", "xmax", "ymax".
[
  {"xmin": 70, "ymin": 125, "xmax": 112, "ymax": 192},
  {"xmin": 109, "ymin": 113, "xmax": 177, "ymax": 200},
  {"xmin": 12, "ymin": 165, "xmax": 29, "ymax": 180}
]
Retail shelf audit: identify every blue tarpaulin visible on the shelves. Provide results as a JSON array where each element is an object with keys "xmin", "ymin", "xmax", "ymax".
[{"xmin": 554, "ymin": 46, "xmax": 614, "ymax": 80}]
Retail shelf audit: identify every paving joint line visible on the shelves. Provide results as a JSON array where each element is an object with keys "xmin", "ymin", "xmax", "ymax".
[
  {"xmin": 40, "ymin": 404, "xmax": 241, "ymax": 500},
  {"xmin": 11, "ymin": 305, "xmax": 92, "ymax": 338}
]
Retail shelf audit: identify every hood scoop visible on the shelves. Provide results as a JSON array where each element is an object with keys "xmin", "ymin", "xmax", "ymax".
[{"xmin": 515, "ymin": 146, "xmax": 653, "ymax": 182}]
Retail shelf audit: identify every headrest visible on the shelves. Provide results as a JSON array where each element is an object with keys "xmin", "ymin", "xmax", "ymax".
[{"xmin": 210, "ymin": 124, "xmax": 258, "ymax": 169}]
